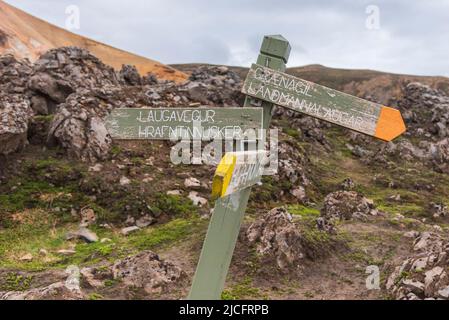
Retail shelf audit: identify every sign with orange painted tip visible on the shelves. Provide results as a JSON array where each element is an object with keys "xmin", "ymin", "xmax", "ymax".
[
  {"xmin": 211, "ymin": 150, "xmax": 266, "ymax": 200},
  {"xmin": 242, "ymin": 64, "xmax": 406, "ymax": 141}
]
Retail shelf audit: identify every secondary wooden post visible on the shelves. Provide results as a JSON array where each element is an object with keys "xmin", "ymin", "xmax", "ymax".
[{"xmin": 188, "ymin": 35, "xmax": 291, "ymax": 300}]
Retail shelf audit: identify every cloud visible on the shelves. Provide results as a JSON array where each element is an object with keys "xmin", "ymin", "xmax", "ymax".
[{"xmin": 4, "ymin": 0, "xmax": 449, "ymax": 76}]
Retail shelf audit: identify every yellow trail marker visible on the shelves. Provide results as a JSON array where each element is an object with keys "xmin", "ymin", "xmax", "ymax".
[
  {"xmin": 211, "ymin": 150, "xmax": 266, "ymax": 200},
  {"xmin": 211, "ymin": 153, "xmax": 236, "ymax": 200}
]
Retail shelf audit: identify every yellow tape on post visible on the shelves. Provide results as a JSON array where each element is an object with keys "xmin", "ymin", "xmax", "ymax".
[{"xmin": 211, "ymin": 153, "xmax": 236, "ymax": 200}]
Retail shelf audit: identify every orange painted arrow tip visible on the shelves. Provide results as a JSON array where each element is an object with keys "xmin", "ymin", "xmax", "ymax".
[{"xmin": 374, "ymin": 106, "xmax": 406, "ymax": 142}]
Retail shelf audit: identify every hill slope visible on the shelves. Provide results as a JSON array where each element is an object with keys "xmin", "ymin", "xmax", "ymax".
[
  {"xmin": 172, "ymin": 63, "xmax": 449, "ymax": 105},
  {"xmin": 0, "ymin": 0, "xmax": 187, "ymax": 82}
]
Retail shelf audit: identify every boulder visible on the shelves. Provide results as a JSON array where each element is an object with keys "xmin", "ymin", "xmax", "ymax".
[
  {"xmin": 0, "ymin": 282, "xmax": 84, "ymax": 300},
  {"xmin": 111, "ymin": 250, "xmax": 186, "ymax": 295},
  {"xmin": 387, "ymin": 232, "xmax": 449, "ymax": 300},
  {"xmin": 0, "ymin": 54, "xmax": 32, "ymax": 94},
  {"xmin": 47, "ymin": 90, "xmax": 113, "ymax": 162},
  {"xmin": 0, "ymin": 93, "xmax": 32, "ymax": 155},
  {"xmin": 246, "ymin": 207, "xmax": 304, "ymax": 270},
  {"xmin": 320, "ymin": 191, "xmax": 377, "ymax": 221},
  {"xmin": 119, "ymin": 64, "xmax": 142, "ymax": 86}
]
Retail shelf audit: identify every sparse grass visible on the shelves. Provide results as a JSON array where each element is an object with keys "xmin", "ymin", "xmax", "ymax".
[
  {"xmin": 221, "ymin": 277, "xmax": 267, "ymax": 300},
  {"xmin": 0, "ymin": 272, "xmax": 33, "ymax": 291},
  {"xmin": 295, "ymin": 211, "xmax": 349, "ymax": 260},
  {"xmin": 288, "ymin": 205, "xmax": 320, "ymax": 217},
  {"xmin": 0, "ymin": 157, "xmax": 87, "ymax": 218},
  {"xmin": 0, "ymin": 208, "xmax": 205, "ymax": 271},
  {"xmin": 252, "ymin": 176, "xmax": 293, "ymax": 203},
  {"xmin": 129, "ymin": 217, "xmax": 204, "ymax": 250},
  {"xmin": 33, "ymin": 115, "xmax": 54, "ymax": 122},
  {"xmin": 110, "ymin": 145, "xmax": 122, "ymax": 156},
  {"xmin": 88, "ymin": 293, "xmax": 104, "ymax": 300},
  {"xmin": 151, "ymin": 193, "xmax": 198, "ymax": 218}
]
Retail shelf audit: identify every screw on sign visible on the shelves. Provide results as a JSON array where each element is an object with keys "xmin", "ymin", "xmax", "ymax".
[{"xmin": 188, "ymin": 34, "xmax": 406, "ymax": 300}]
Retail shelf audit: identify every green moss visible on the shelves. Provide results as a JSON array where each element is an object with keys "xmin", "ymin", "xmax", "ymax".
[
  {"xmin": 0, "ymin": 210, "xmax": 205, "ymax": 271},
  {"xmin": 284, "ymin": 128, "xmax": 300, "ymax": 139},
  {"xmin": 304, "ymin": 291, "xmax": 315, "ymax": 298},
  {"xmin": 288, "ymin": 205, "xmax": 320, "ymax": 217},
  {"xmin": 1, "ymin": 273, "xmax": 33, "ymax": 291},
  {"xmin": 221, "ymin": 277, "xmax": 267, "ymax": 300},
  {"xmin": 300, "ymin": 226, "xmax": 333, "ymax": 259},
  {"xmin": 110, "ymin": 145, "xmax": 122, "ymax": 156},
  {"xmin": 0, "ymin": 210, "xmax": 71, "ymax": 270},
  {"xmin": 88, "ymin": 293, "xmax": 104, "ymax": 300},
  {"xmin": 131, "ymin": 157, "xmax": 144, "ymax": 165},
  {"xmin": 378, "ymin": 203, "xmax": 425, "ymax": 217},
  {"xmin": 0, "ymin": 157, "xmax": 89, "ymax": 216},
  {"xmin": 87, "ymin": 203, "xmax": 120, "ymax": 223},
  {"xmin": 251, "ymin": 176, "xmax": 292, "ymax": 203},
  {"xmin": 396, "ymin": 271, "xmax": 410, "ymax": 285},
  {"xmin": 343, "ymin": 248, "xmax": 385, "ymax": 266},
  {"xmin": 71, "ymin": 217, "xmax": 202, "ymax": 264},
  {"xmin": 104, "ymin": 279, "xmax": 120, "ymax": 287},
  {"xmin": 129, "ymin": 217, "xmax": 203, "ymax": 250},
  {"xmin": 152, "ymin": 193, "xmax": 197, "ymax": 217},
  {"xmin": 297, "ymin": 216, "xmax": 348, "ymax": 260},
  {"xmin": 33, "ymin": 115, "xmax": 54, "ymax": 122},
  {"xmin": 0, "ymin": 179, "xmax": 85, "ymax": 217}
]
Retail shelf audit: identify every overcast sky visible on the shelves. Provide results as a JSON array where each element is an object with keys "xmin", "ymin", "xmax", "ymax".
[{"xmin": 5, "ymin": 0, "xmax": 449, "ymax": 76}]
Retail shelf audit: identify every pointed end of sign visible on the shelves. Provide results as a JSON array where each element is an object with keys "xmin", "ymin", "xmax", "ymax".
[{"xmin": 374, "ymin": 106, "xmax": 406, "ymax": 141}]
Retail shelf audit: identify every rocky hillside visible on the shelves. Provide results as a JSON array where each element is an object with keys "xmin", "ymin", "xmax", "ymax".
[
  {"xmin": 173, "ymin": 63, "xmax": 449, "ymax": 106},
  {"xmin": 0, "ymin": 0, "xmax": 187, "ymax": 83},
  {"xmin": 0, "ymin": 47, "xmax": 448, "ymax": 300}
]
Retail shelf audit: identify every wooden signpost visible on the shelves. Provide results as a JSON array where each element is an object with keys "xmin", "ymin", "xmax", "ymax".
[
  {"xmin": 188, "ymin": 35, "xmax": 291, "ymax": 300},
  {"xmin": 105, "ymin": 107, "xmax": 263, "ymax": 140},
  {"xmin": 103, "ymin": 34, "xmax": 406, "ymax": 301},
  {"xmin": 188, "ymin": 35, "xmax": 406, "ymax": 300}
]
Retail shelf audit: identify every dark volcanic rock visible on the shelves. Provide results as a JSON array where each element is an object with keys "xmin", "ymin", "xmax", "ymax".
[
  {"xmin": 0, "ymin": 54, "xmax": 32, "ymax": 94},
  {"xmin": 28, "ymin": 47, "xmax": 120, "ymax": 115},
  {"xmin": 321, "ymin": 191, "xmax": 378, "ymax": 221},
  {"xmin": 47, "ymin": 89, "xmax": 113, "ymax": 162},
  {"xmin": 111, "ymin": 250, "xmax": 187, "ymax": 295},
  {"xmin": 246, "ymin": 207, "xmax": 305, "ymax": 270},
  {"xmin": 119, "ymin": 64, "xmax": 142, "ymax": 86},
  {"xmin": 387, "ymin": 232, "xmax": 449, "ymax": 300},
  {"xmin": 183, "ymin": 65, "xmax": 244, "ymax": 107},
  {"xmin": 0, "ymin": 93, "xmax": 32, "ymax": 155}
]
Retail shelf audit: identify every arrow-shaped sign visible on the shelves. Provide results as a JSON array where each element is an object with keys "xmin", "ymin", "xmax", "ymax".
[{"xmin": 242, "ymin": 64, "xmax": 406, "ymax": 141}]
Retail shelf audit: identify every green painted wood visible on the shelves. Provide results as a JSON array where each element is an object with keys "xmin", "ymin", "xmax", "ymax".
[
  {"xmin": 242, "ymin": 63, "xmax": 383, "ymax": 136},
  {"xmin": 105, "ymin": 107, "xmax": 263, "ymax": 140},
  {"xmin": 188, "ymin": 188, "xmax": 252, "ymax": 300},
  {"xmin": 188, "ymin": 35, "xmax": 290, "ymax": 300}
]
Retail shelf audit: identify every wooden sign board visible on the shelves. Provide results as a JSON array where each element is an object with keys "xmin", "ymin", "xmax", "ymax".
[
  {"xmin": 105, "ymin": 107, "xmax": 263, "ymax": 140},
  {"xmin": 242, "ymin": 64, "xmax": 406, "ymax": 141},
  {"xmin": 211, "ymin": 150, "xmax": 266, "ymax": 200}
]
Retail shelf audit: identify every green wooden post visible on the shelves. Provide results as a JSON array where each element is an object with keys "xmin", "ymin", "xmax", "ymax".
[{"xmin": 188, "ymin": 35, "xmax": 290, "ymax": 300}]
